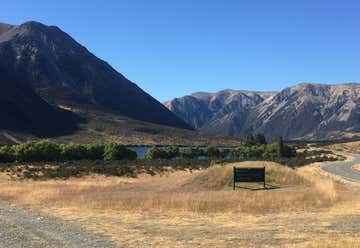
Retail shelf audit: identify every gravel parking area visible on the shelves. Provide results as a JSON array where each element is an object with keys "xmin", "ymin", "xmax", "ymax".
[{"xmin": 0, "ymin": 204, "xmax": 115, "ymax": 248}]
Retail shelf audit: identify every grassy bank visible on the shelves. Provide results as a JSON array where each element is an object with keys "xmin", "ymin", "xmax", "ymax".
[
  {"xmin": 0, "ymin": 159, "xmax": 355, "ymax": 247},
  {"xmin": 0, "ymin": 162, "xmax": 341, "ymax": 214}
]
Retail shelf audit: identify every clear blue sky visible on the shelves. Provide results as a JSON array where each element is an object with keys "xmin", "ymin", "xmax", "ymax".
[{"xmin": 3, "ymin": 1, "xmax": 360, "ymax": 101}]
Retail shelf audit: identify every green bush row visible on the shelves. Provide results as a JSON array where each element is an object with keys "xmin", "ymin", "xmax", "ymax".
[
  {"xmin": 0, "ymin": 139, "xmax": 296, "ymax": 163},
  {"xmin": 0, "ymin": 141, "xmax": 137, "ymax": 163},
  {"xmin": 231, "ymin": 141, "xmax": 296, "ymax": 159},
  {"xmin": 143, "ymin": 146, "xmax": 232, "ymax": 160},
  {"xmin": 143, "ymin": 141, "xmax": 296, "ymax": 160}
]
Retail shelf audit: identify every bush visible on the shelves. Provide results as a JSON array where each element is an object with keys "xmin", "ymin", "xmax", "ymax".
[
  {"xmin": 85, "ymin": 144, "xmax": 106, "ymax": 160},
  {"xmin": 204, "ymin": 146, "xmax": 221, "ymax": 158},
  {"xmin": 0, "ymin": 146, "xmax": 16, "ymax": 163},
  {"xmin": 15, "ymin": 141, "xmax": 62, "ymax": 162},
  {"xmin": 104, "ymin": 144, "xmax": 137, "ymax": 161},
  {"xmin": 60, "ymin": 144, "xmax": 88, "ymax": 161},
  {"xmin": 145, "ymin": 146, "xmax": 179, "ymax": 159},
  {"xmin": 234, "ymin": 145, "xmax": 265, "ymax": 159},
  {"xmin": 263, "ymin": 143, "xmax": 280, "ymax": 159},
  {"xmin": 181, "ymin": 147, "xmax": 203, "ymax": 159},
  {"xmin": 283, "ymin": 144, "xmax": 297, "ymax": 157},
  {"xmin": 0, "ymin": 142, "xmax": 138, "ymax": 163},
  {"xmin": 234, "ymin": 142, "xmax": 296, "ymax": 160}
]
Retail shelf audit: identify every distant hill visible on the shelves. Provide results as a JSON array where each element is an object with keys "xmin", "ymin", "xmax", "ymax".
[
  {"xmin": 165, "ymin": 83, "xmax": 360, "ymax": 141},
  {"xmin": 0, "ymin": 21, "xmax": 191, "ymax": 138}
]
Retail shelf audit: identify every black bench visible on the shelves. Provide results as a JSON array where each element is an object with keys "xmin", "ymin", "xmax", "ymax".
[{"xmin": 233, "ymin": 167, "xmax": 266, "ymax": 190}]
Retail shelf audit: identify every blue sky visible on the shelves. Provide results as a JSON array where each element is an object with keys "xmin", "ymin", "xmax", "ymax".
[{"xmin": 3, "ymin": 1, "xmax": 360, "ymax": 101}]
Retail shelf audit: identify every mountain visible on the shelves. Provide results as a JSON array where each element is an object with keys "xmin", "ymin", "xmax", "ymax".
[
  {"xmin": 164, "ymin": 90, "xmax": 273, "ymax": 136},
  {"xmin": 0, "ymin": 66, "xmax": 80, "ymax": 137},
  {"xmin": 0, "ymin": 21, "xmax": 191, "ymax": 136},
  {"xmin": 165, "ymin": 83, "xmax": 360, "ymax": 141},
  {"xmin": 164, "ymin": 89, "xmax": 276, "ymax": 137}
]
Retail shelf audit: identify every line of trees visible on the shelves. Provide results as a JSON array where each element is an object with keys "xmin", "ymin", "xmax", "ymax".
[
  {"xmin": 0, "ymin": 137, "xmax": 296, "ymax": 163},
  {"xmin": 0, "ymin": 141, "xmax": 137, "ymax": 163},
  {"xmin": 143, "ymin": 137, "xmax": 296, "ymax": 160},
  {"xmin": 233, "ymin": 138, "xmax": 296, "ymax": 159},
  {"xmin": 143, "ymin": 146, "xmax": 230, "ymax": 159}
]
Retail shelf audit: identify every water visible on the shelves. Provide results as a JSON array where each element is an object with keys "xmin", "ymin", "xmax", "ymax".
[
  {"xmin": 128, "ymin": 146, "xmax": 239, "ymax": 159},
  {"xmin": 128, "ymin": 146, "xmax": 150, "ymax": 159}
]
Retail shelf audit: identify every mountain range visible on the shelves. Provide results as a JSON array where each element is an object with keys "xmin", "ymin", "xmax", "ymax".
[
  {"xmin": 0, "ymin": 21, "xmax": 195, "ymax": 143},
  {"xmin": 1, "ymin": 21, "xmax": 359, "ymax": 144},
  {"xmin": 165, "ymin": 83, "xmax": 360, "ymax": 141}
]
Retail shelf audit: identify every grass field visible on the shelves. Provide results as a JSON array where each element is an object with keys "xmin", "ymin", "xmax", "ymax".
[
  {"xmin": 0, "ymin": 160, "xmax": 359, "ymax": 247},
  {"xmin": 324, "ymin": 140, "xmax": 360, "ymax": 154}
]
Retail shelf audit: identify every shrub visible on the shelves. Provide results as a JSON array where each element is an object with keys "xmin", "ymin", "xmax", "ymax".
[
  {"xmin": 204, "ymin": 146, "xmax": 221, "ymax": 158},
  {"xmin": 283, "ymin": 144, "xmax": 297, "ymax": 157},
  {"xmin": 254, "ymin": 133, "xmax": 267, "ymax": 145},
  {"xmin": 263, "ymin": 143, "xmax": 280, "ymax": 159},
  {"xmin": 0, "ymin": 146, "xmax": 16, "ymax": 163},
  {"xmin": 145, "ymin": 146, "xmax": 180, "ymax": 159},
  {"xmin": 234, "ymin": 141, "xmax": 296, "ymax": 160},
  {"xmin": 60, "ymin": 144, "xmax": 88, "ymax": 161},
  {"xmin": 15, "ymin": 141, "xmax": 62, "ymax": 162},
  {"xmin": 181, "ymin": 147, "xmax": 203, "ymax": 159},
  {"xmin": 234, "ymin": 145, "xmax": 265, "ymax": 159},
  {"xmin": 164, "ymin": 146, "xmax": 180, "ymax": 159},
  {"xmin": 104, "ymin": 144, "xmax": 137, "ymax": 161},
  {"xmin": 85, "ymin": 144, "xmax": 106, "ymax": 160}
]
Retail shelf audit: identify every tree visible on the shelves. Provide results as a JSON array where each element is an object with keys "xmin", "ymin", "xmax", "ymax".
[
  {"xmin": 85, "ymin": 144, "xmax": 106, "ymax": 160},
  {"xmin": 277, "ymin": 137, "xmax": 285, "ymax": 157},
  {"xmin": 255, "ymin": 133, "xmax": 267, "ymax": 145},
  {"xmin": 204, "ymin": 146, "xmax": 221, "ymax": 158},
  {"xmin": 104, "ymin": 144, "xmax": 137, "ymax": 160},
  {"xmin": 181, "ymin": 146, "xmax": 203, "ymax": 159},
  {"xmin": 245, "ymin": 134, "xmax": 255, "ymax": 146},
  {"xmin": 15, "ymin": 141, "xmax": 61, "ymax": 162},
  {"xmin": 0, "ymin": 146, "xmax": 16, "ymax": 163},
  {"xmin": 60, "ymin": 144, "xmax": 88, "ymax": 161},
  {"xmin": 144, "ymin": 146, "xmax": 179, "ymax": 159}
]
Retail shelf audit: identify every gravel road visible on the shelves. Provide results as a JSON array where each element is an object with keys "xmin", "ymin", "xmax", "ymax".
[
  {"xmin": 0, "ymin": 204, "xmax": 116, "ymax": 248},
  {"xmin": 319, "ymin": 154, "xmax": 360, "ymax": 182}
]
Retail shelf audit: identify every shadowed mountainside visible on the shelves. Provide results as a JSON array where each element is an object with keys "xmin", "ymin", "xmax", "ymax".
[
  {"xmin": 0, "ymin": 58, "xmax": 81, "ymax": 137},
  {"xmin": 0, "ymin": 21, "xmax": 191, "ymax": 135}
]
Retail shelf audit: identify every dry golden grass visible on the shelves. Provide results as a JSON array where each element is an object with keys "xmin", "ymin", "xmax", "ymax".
[
  {"xmin": 353, "ymin": 163, "xmax": 360, "ymax": 171},
  {"xmin": 325, "ymin": 140, "xmax": 360, "ymax": 153},
  {"xmin": 0, "ymin": 161, "xmax": 358, "ymax": 247},
  {"xmin": 0, "ymin": 162, "xmax": 341, "ymax": 214}
]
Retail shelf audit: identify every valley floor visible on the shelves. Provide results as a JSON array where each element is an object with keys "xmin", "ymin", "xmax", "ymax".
[{"xmin": 0, "ymin": 160, "xmax": 359, "ymax": 247}]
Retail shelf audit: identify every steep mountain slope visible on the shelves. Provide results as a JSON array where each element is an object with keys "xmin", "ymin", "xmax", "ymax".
[
  {"xmin": 245, "ymin": 83, "xmax": 360, "ymax": 140},
  {"xmin": 0, "ymin": 65, "xmax": 80, "ymax": 136},
  {"xmin": 165, "ymin": 89, "xmax": 276, "ymax": 137},
  {"xmin": 165, "ymin": 84, "xmax": 360, "ymax": 141},
  {"xmin": 0, "ymin": 21, "xmax": 190, "ymax": 130}
]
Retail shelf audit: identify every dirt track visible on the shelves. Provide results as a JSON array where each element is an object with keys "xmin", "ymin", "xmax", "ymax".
[
  {"xmin": 0, "ymin": 204, "xmax": 115, "ymax": 248},
  {"xmin": 319, "ymin": 154, "xmax": 360, "ymax": 182}
]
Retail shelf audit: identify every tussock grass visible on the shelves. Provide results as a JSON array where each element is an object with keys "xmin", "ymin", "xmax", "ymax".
[
  {"xmin": 0, "ymin": 160, "xmax": 356, "ymax": 247},
  {"xmin": 324, "ymin": 140, "xmax": 360, "ymax": 152},
  {"xmin": 0, "ymin": 162, "xmax": 341, "ymax": 214}
]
